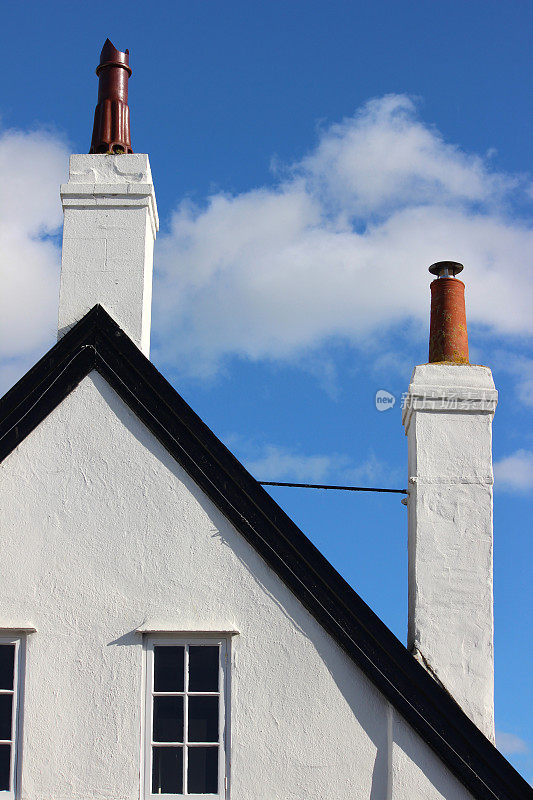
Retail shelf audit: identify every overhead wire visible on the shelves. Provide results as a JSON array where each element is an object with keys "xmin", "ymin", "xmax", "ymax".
[
  {"xmin": 0, "ymin": 343, "xmax": 496, "ymax": 793},
  {"xmin": 259, "ymin": 481, "xmax": 407, "ymax": 494}
]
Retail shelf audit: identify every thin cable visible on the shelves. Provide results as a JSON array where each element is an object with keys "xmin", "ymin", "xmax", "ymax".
[
  {"xmin": 83, "ymin": 350, "xmax": 497, "ymax": 792},
  {"xmin": 0, "ymin": 344, "xmax": 497, "ymax": 791},
  {"xmin": 259, "ymin": 481, "xmax": 407, "ymax": 494}
]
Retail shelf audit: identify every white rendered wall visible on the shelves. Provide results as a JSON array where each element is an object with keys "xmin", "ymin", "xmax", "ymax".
[
  {"xmin": 58, "ymin": 154, "xmax": 159, "ymax": 356},
  {"xmin": 403, "ymin": 364, "xmax": 497, "ymax": 741},
  {"xmin": 0, "ymin": 373, "xmax": 474, "ymax": 800}
]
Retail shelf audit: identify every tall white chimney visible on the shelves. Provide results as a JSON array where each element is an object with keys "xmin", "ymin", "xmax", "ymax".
[
  {"xmin": 57, "ymin": 41, "xmax": 158, "ymax": 357},
  {"xmin": 58, "ymin": 153, "xmax": 158, "ymax": 355},
  {"xmin": 402, "ymin": 262, "xmax": 497, "ymax": 741}
]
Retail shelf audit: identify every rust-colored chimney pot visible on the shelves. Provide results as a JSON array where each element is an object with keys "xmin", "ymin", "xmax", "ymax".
[
  {"xmin": 90, "ymin": 39, "xmax": 133, "ymax": 154},
  {"xmin": 428, "ymin": 261, "xmax": 469, "ymax": 364}
]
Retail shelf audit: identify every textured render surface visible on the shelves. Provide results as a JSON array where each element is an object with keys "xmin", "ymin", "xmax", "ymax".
[
  {"xmin": 0, "ymin": 373, "xmax": 475, "ymax": 800},
  {"xmin": 391, "ymin": 711, "xmax": 476, "ymax": 800},
  {"xmin": 58, "ymin": 155, "xmax": 158, "ymax": 355},
  {"xmin": 403, "ymin": 364, "xmax": 497, "ymax": 741}
]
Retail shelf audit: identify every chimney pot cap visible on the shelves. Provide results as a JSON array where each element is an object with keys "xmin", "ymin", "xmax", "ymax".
[{"xmin": 429, "ymin": 260, "xmax": 464, "ymax": 278}]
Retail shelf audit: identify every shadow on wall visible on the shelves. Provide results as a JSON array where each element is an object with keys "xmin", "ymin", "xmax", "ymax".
[{"xmin": 96, "ymin": 371, "xmax": 464, "ymax": 800}]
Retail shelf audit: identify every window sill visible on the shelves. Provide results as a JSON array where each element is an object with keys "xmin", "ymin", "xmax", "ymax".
[
  {"xmin": 135, "ymin": 623, "xmax": 239, "ymax": 636},
  {"xmin": 0, "ymin": 625, "xmax": 36, "ymax": 633}
]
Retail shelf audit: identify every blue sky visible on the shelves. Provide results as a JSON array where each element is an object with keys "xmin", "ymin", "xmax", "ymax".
[{"xmin": 1, "ymin": 0, "xmax": 532, "ymax": 781}]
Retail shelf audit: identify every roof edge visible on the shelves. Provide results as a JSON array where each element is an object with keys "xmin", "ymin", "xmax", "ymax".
[{"xmin": 0, "ymin": 305, "xmax": 530, "ymax": 800}]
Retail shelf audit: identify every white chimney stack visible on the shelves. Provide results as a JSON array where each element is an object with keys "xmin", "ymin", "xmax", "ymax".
[
  {"xmin": 58, "ymin": 153, "xmax": 158, "ymax": 356},
  {"xmin": 402, "ymin": 262, "xmax": 497, "ymax": 741}
]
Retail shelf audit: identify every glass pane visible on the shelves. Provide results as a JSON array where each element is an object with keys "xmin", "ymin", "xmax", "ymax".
[
  {"xmin": 187, "ymin": 746, "xmax": 218, "ymax": 794},
  {"xmin": 154, "ymin": 646, "xmax": 184, "ymax": 692},
  {"xmin": 0, "ymin": 646, "xmax": 14, "ymax": 691},
  {"xmin": 188, "ymin": 646, "xmax": 219, "ymax": 692},
  {"xmin": 188, "ymin": 696, "xmax": 218, "ymax": 742},
  {"xmin": 152, "ymin": 746, "xmax": 183, "ymax": 794},
  {"xmin": 0, "ymin": 695, "xmax": 13, "ymax": 741},
  {"xmin": 153, "ymin": 696, "xmax": 183, "ymax": 743},
  {"xmin": 0, "ymin": 744, "xmax": 10, "ymax": 791}
]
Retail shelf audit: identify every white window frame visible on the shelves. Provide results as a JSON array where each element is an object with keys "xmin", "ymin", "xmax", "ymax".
[
  {"xmin": 0, "ymin": 635, "xmax": 23, "ymax": 800},
  {"xmin": 143, "ymin": 636, "xmax": 229, "ymax": 800}
]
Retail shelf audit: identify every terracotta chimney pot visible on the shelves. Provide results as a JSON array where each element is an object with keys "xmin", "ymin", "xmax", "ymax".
[
  {"xmin": 90, "ymin": 39, "xmax": 133, "ymax": 154},
  {"xmin": 428, "ymin": 261, "xmax": 469, "ymax": 364}
]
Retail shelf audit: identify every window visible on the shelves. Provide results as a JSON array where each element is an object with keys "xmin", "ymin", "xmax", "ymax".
[
  {"xmin": 144, "ymin": 638, "xmax": 228, "ymax": 798},
  {"xmin": 0, "ymin": 638, "xmax": 22, "ymax": 799}
]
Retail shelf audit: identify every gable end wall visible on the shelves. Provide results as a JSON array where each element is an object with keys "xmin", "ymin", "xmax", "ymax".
[{"xmin": 0, "ymin": 372, "xmax": 475, "ymax": 800}]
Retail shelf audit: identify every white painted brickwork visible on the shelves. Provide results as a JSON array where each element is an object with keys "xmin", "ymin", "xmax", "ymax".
[
  {"xmin": 58, "ymin": 154, "xmax": 158, "ymax": 356},
  {"xmin": 403, "ymin": 364, "xmax": 497, "ymax": 741}
]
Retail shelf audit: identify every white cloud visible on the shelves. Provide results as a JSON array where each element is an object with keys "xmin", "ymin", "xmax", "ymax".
[
  {"xmin": 342, "ymin": 452, "xmax": 396, "ymax": 485},
  {"xmin": 244, "ymin": 444, "xmax": 348, "ymax": 483},
  {"xmin": 371, "ymin": 351, "xmax": 414, "ymax": 382},
  {"xmin": 0, "ymin": 127, "xmax": 69, "ymax": 390},
  {"xmin": 154, "ymin": 94, "xmax": 533, "ymax": 375},
  {"xmin": 299, "ymin": 95, "xmax": 517, "ymax": 218},
  {"xmin": 1, "ymin": 97, "xmax": 532, "ymax": 394},
  {"xmin": 496, "ymin": 730, "xmax": 530, "ymax": 755},
  {"xmin": 227, "ymin": 437, "xmax": 396, "ymax": 486},
  {"xmin": 494, "ymin": 450, "xmax": 533, "ymax": 493},
  {"xmin": 493, "ymin": 351, "xmax": 533, "ymax": 410}
]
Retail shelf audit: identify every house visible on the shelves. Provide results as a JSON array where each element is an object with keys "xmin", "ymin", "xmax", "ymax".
[{"xmin": 0, "ymin": 40, "xmax": 530, "ymax": 800}]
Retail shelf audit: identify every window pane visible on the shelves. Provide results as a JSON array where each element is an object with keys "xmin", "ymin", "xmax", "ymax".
[
  {"xmin": 0, "ymin": 695, "xmax": 13, "ymax": 741},
  {"xmin": 188, "ymin": 646, "xmax": 219, "ymax": 692},
  {"xmin": 154, "ymin": 646, "xmax": 184, "ymax": 692},
  {"xmin": 188, "ymin": 696, "xmax": 218, "ymax": 742},
  {"xmin": 187, "ymin": 746, "xmax": 218, "ymax": 794},
  {"xmin": 0, "ymin": 646, "xmax": 14, "ymax": 691},
  {"xmin": 0, "ymin": 744, "xmax": 10, "ymax": 791},
  {"xmin": 152, "ymin": 746, "xmax": 183, "ymax": 794},
  {"xmin": 153, "ymin": 696, "xmax": 183, "ymax": 743}
]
